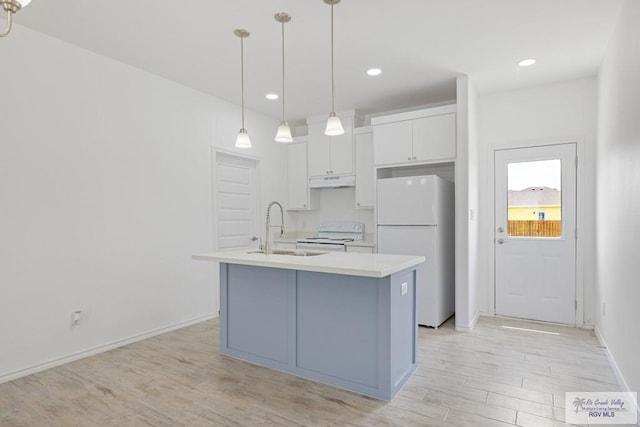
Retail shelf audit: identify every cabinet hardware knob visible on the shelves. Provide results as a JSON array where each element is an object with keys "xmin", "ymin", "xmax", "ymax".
[
  {"xmin": 413, "ymin": 156, "xmax": 416, "ymax": 160},
  {"xmin": 407, "ymin": 157, "xmax": 411, "ymax": 160}
]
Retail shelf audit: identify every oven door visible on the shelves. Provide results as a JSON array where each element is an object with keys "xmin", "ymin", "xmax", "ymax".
[{"xmin": 296, "ymin": 242, "xmax": 346, "ymax": 252}]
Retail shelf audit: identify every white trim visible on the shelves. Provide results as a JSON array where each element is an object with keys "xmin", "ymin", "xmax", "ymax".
[
  {"xmin": 488, "ymin": 137, "xmax": 586, "ymax": 327},
  {"xmin": 594, "ymin": 326, "xmax": 640, "ymax": 419},
  {"xmin": 371, "ymin": 104, "xmax": 457, "ymax": 126},
  {"xmin": 213, "ymin": 146, "xmax": 262, "ymax": 162},
  {"xmin": 455, "ymin": 312, "xmax": 480, "ymax": 332},
  {"xmin": 0, "ymin": 313, "xmax": 216, "ymax": 385}
]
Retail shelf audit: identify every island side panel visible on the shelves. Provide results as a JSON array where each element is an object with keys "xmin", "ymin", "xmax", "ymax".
[
  {"xmin": 220, "ymin": 263, "xmax": 295, "ymax": 366},
  {"xmin": 389, "ymin": 268, "xmax": 418, "ymax": 395},
  {"xmin": 296, "ymin": 271, "xmax": 379, "ymax": 389}
]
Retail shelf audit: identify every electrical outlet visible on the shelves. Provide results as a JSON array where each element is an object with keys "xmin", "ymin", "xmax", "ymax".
[
  {"xmin": 401, "ymin": 282, "xmax": 408, "ymax": 296},
  {"xmin": 71, "ymin": 310, "xmax": 83, "ymax": 327}
]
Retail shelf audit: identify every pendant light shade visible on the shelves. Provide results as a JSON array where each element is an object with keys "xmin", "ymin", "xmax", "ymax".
[
  {"xmin": 325, "ymin": 112, "xmax": 345, "ymax": 136},
  {"xmin": 274, "ymin": 12, "xmax": 293, "ymax": 143},
  {"xmin": 324, "ymin": 0, "xmax": 344, "ymax": 136},
  {"xmin": 234, "ymin": 28, "xmax": 252, "ymax": 149},
  {"xmin": 276, "ymin": 121, "xmax": 293, "ymax": 142},
  {"xmin": 235, "ymin": 128, "xmax": 251, "ymax": 148}
]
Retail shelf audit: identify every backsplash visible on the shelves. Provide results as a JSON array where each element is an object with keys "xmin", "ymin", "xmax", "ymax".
[{"xmin": 289, "ymin": 187, "xmax": 374, "ymax": 238}]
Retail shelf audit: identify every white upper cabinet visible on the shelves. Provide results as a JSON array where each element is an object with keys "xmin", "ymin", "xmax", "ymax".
[
  {"xmin": 372, "ymin": 105, "xmax": 457, "ymax": 166},
  {"xmin": 412, "ymin": 113, "xmax": 456, "ymax": 161},
  {"xmin": 354, "ymin": 129, "xmax": 374, "ymax": 209},
  {"xmin": 286, "ymin": 139, "xmax": 318, "ymax": 210},
  {"xmin": 307, "ymin": 115, "xmax": 354, "ymax": 177},
  {"xmin": 372, "ymin": 120, "xmax": 413, "ymax": 164}
]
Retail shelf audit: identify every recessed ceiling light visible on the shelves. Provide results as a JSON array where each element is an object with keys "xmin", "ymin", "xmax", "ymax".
[
  {"xmin": 266, "ymin": 93, "xmax": 279, "ymax": 100},
  {"xmin": 367, "ymin": 68, "xmax": 382, "ymax": 76},
  {"xmin": 518, "ymin": 58, "xmax": 536, "ymax": 67}
]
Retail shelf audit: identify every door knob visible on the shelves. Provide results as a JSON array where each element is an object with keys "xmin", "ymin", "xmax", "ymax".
[{"xmin": 497, "ymin": 238, "xmax": 505, "ymax": 244}]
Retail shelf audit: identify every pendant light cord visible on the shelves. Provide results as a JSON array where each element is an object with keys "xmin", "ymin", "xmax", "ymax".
[
  {"xmin": 240, "ymin": 34, "xmax": 246, "ymax": 129},
  {"xmin": 330, "ymin": 2, "xmax": 335, "ymax": 113},
  {"xmin": 281, "ymin": 20, "xmax": 286, "ymax": 122}
]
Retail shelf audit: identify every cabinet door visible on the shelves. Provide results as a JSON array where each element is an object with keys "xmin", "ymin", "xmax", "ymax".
[
  {"xmin": 287, "ymin": 142, "xmax": 310, "ymax": 210},
  {"xmin": 373, "ymin": 120, "xmax": 413, "ymax": 165},
  {"xmin": 307, "ymin": 121, "xmax": 332, "ymax": 177},
  {"xmin": 308, "ymin": 118, "xmax": 354, "ymax": 176},
  {"xmin": 355, "ymin": 132, "xmax": 374, "ymax": 208},
  {"xmin": 412, "ymin": 113, "xmax": 456, "ymax": 162},
  {"xmin": 329, "ymin": 116, "xmax": 354, "ymax": 175}
]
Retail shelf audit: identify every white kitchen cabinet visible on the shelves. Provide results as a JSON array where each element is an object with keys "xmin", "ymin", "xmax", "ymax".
[
  {"xmin": 307, "ymin": 116, "xmax": 354, "ymax": 177},
  {"xmin": 354, "ymin": 128, "xmax": 374, "ymax": 209},
  {"xmin": 372, "ymin": 120, "xmax": 413, "ymax": 164},
  {"xmin": 346, "ymin": 245, "xmax": 375, "ymax": 253},
  {"xmin": 372, "ymin": 105, "xmax": 456, "ymax": 166},
  {"xmin": 412, "ymin": 113, "xmax": 456, "ymax": 161},
  {"xmin": 286, "ymin": 139, "xmax": 319, "ymax": 210}
]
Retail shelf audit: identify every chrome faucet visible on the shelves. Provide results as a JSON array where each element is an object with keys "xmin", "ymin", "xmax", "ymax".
[{"xmin": 264, "ymin": 201, "xmax": 284, "ymax": 255}]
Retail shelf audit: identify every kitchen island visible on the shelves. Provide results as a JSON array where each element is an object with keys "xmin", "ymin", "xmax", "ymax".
[{"xmin": 192, "ymin": 250, "xmax": 425, "ymax": 401}]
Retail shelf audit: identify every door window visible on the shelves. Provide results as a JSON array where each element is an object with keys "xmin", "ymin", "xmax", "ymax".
[{"xmin": 506, "ymin": 159, "xmax": 562, "ymax": 238}]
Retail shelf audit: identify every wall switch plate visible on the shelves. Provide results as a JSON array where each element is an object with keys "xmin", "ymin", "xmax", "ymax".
[
  {"xmin": 71, "ymin": 310, "xmax": 82, "ymax": 327},
  {"xmin": 401, "ymin": 282, "xmax": 408, "ymax": 296}
]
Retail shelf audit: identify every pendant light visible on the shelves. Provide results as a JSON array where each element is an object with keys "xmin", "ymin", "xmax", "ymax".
[
  {"xmin": 324, "ymin": 0, "xmax": 344, "ymax": 136},
  {"xmin": 234, "ymin": 29, "xmax": 252, "ymax": 149},
  {"xmin": 274, "ymin": 12, "xmax": 293, "ymax": 143},
  {"xmin": 0, "ymin": 0, "xmax": 31, "ymax": 37}
]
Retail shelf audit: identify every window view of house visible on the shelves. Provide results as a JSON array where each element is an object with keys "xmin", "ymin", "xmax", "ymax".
[{"xmin": 507, "ymin": 159, "xmax": 562, "ymax": 237}]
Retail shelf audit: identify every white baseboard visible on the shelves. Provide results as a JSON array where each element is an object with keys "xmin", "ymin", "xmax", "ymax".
[
  {"xmin": 455, "ymin": 311, "xmax": 480, "ymax": 332},
  {"xmin": 594, "ymin": 326, "xmax": 639, "ymax": 420},
  {"xmin": 0, "ymin": 312, "xmax": 217, "ymax": 385}
]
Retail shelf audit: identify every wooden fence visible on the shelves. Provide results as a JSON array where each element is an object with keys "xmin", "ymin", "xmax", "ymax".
[{"xmin": 508, "ymin": 220, "xmax": 562, "ymax": 237}]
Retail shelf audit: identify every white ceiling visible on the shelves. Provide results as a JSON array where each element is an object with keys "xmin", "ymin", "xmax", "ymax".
[{"xmin": 15, "ymin": 0, "xmax": 625, "ymax": 126}]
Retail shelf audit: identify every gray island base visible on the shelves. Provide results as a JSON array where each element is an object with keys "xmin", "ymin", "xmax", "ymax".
[{"xmin": 193, "ymin": 251, "xmax": 425, "ymax": 401}]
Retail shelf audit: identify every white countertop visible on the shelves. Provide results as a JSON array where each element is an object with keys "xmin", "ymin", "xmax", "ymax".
[{"xmin": 192, "ymin": 251, "xmax": 424, "ymax": 278}]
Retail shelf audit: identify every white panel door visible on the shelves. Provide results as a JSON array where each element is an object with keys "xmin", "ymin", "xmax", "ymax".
[
  {"xmin": 215, "ymin": 153, "xmax": 259, "ymax": 251},
  {"xmin": 494, "ymin": 143, "xmax": 576, "ymax": 324}
]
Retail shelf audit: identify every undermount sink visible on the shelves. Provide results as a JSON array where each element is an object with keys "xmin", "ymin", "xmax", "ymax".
[{"xmin": 248, "ymin": 249, "xmax": 327, "ymax": 257}]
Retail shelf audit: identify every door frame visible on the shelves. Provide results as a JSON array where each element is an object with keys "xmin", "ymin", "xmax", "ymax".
[
  {"xmin": 211, "ymin": 148, "xmax": 262, "ymax": 315},
  {"xmin": 211, "ymin": 148, "xmax": 262, "ymax": 251},
  {"xmin": 486, "ymin": 136, "xmax": 586, "ymax": 327}
]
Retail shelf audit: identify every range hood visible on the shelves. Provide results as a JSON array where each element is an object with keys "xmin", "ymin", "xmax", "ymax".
[{"xmin": 309, "ymin": 174, "xmax": 356, "ymax": 188}]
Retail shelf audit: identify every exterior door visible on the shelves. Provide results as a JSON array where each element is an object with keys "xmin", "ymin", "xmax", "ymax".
[
  {"xmin": 215, "ymin": 152, "xmax": 259, "ymax": 251},
  {"xmin": 494, "ymin": 143, "xmax": 576, "ymax": 324}
]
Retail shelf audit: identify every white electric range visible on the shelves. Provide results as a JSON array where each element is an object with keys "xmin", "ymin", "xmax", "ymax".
[{"xmin": 296, "ymin": 221, "xmax": 365, "ymax": 252}]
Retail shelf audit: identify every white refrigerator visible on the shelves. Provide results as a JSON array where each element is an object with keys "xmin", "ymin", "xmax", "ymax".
[{"xmin": 377, "ymin": 175, "xmax": 455, "ymax": 327}]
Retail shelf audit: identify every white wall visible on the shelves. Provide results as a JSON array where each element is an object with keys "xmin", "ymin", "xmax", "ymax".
[
  {"xmin": 596, "ymin": 0, "xmax": 640, "ymax": 396},
  {"xmin": 0, "ymin": 26, "xmax": 286, "ymax": 381},
  {"xmin": 454, "ymin": 76, "xmax": 480, "ymax": 331},
  {"xmin": 289, "ymin": 188, "xmax": 374, "ymax": 236},
  {"xmin": 477, "ymin": 78, "xmax": 598, "ymax": 325}
]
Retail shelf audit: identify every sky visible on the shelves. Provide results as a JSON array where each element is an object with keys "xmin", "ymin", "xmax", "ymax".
[{"xmin": 508, "ymin": 159, "xmax": 561, "ymax": 191}]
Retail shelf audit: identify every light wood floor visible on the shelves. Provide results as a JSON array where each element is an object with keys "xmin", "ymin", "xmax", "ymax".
[{"xmin": 0, "ymin": 316, "xmax": 628, "ymax": 426}]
